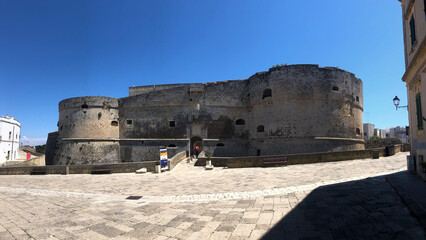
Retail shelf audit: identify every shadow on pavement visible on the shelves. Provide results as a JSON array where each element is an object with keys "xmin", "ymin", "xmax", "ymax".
[{"xmin": 261, "ymin": 172, "xmax": 425, "ymax": 240}]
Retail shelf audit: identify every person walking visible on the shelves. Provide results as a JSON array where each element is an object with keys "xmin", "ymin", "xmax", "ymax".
[{"xmin": 194, "ymin": 145, "xmax": 200, "ymax": 158}]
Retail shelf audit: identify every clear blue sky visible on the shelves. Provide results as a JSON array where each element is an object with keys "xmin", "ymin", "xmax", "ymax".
[{"xmin": 0, "ymin": 0, "xmax": 406, "ymax": 145}]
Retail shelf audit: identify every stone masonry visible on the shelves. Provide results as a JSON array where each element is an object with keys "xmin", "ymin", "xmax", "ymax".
[{"xmin": 46, "ymin": 64, "xmax": 364, "ymax": 165}]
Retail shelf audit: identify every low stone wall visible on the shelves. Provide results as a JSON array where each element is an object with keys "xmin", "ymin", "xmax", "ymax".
[
  {"xmin": 0, "ymin": 162, "xmax": 157, "ymax": 175},
  {"xmin": 168, "ymin": 151, "xmax": 187, "ymax": 170},
  {"xmin": 196, "ymin": 144, "xmax": 407, "ymax": 168},
  {"xmin": 0, "ymin": 151, "xmax": 188, "ymax": 175},
  {"xmin": 0, "ymin": 145, "xmax": 407, "ymax": 174},
  {"xmin": 18, "ymin": 155, "xmax": 46, "ymax": 167}
]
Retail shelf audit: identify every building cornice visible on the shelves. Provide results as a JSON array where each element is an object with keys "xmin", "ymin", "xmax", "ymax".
[
  {"xmin": 0, "ymin": 119, "xmax": 21, "ymax": 127},
  {"xmin": 403, "ymin": 37, "xmax": 426, "ymax": 84},
  {"xmin": 403, "ymin": 0, "xmax": 415, "ymax": 20}
]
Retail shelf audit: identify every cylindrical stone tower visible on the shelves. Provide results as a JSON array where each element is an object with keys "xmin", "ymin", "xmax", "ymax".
[
  {"xmin": 248, "ymin": 64, "xmax": 364, "ymax": 155},
  {"xmin": 53, "ymin": 96, "xmax": 120, "ymax": 165}
]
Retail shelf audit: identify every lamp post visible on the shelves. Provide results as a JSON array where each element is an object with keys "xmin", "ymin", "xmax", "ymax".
[{"xmin": 393, "ymin": 96, "xmax": 408, "ymax": 110}]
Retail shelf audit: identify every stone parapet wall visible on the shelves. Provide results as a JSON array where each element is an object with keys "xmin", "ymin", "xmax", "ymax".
[
  {"xmin": 18, "ymin": 155, "xmax": 45, "ymax": 166},
  {"xmin": 0, "ymin": 152, "xmax": 188, "ymax": 175},
  {"xmin": 168, "ymin": 151, "xmax": 187, "ymax": 170},
  {"xmin": 196, "ymin": 144, "xmax": 405, "ymax": 168},
  {"xmin": 0, "ymin": 162, "xmax": 157, "ymax": 175}
]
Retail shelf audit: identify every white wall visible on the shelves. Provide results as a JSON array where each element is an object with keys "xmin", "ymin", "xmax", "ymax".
[{"xmin": 0, "ymin": 116, "xmax": 21, "ymax": 164}]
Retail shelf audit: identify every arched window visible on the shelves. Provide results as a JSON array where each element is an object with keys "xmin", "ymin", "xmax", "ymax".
[
  {"xmin": 262, "ymin": 89, "xmax": 272, "ymax": 99},
  {"xmin": 257, "ymin": 125, "xmax": 265, "ymax": 132},
  {"xmin": 111, "ymin": 121, "xmax": 118, "ymax": 126},
  {"xmin": 216, "ymin": 143, "xmax": 224, "ymax": 147},
  {"xmin": 356, "ymin": 96, "xmax": 359, "ymax": 102},
  {"xmin": 356, "ymin": 128, "xmax": 361, "ymax": 135},
  {"xmin": 168, "ymin": 144, "xmax": 176, "ymax": 147},
  {"xmin": 235, "ymin": 119, "xmax": 245, "ymax": 125}
]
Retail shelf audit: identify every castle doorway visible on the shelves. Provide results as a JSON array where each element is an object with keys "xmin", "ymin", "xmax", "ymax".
[{"xmin": 190, "ymin": 136, "xmax": 203, "ymax": 156}]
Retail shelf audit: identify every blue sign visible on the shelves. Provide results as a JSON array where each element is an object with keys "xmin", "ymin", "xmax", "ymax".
[{"xmin": 160, "ymin": 149, "xmax": 168, "ymax": 169}]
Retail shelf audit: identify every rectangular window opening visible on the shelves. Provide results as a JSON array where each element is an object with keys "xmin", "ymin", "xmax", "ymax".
[
  {"xmin": 424, "ymin": 0, "xmax": 426, "ymax": 19},
  {"xmin": 410, "ymin": 15, "xmax": 417, "ymax": 47},
  {"xmin": 416, "ymin": 93, "xmax": 423, "ymax": 130},
  {"xmin": 169, "ymin": 120, "xmax": 176, "ymax": 127},
  {"xmin": 126, "ymin": 120, "xmax": 133, "ymax": 125}
]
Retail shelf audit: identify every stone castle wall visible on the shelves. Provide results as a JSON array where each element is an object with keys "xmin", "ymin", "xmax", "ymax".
[{"xmin": 47, "ymin": 65, "xmax": 364, "ymax": 165}]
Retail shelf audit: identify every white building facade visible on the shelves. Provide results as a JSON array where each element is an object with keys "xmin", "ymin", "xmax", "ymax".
[
  {"xmin": 388, "ymin": 126, "xmax": 410, "ymax": 143},
  {"xmin": 0, "ymin": 116, "xmax": 21, "ymax": 164},
  {"xmin": 363, "ymin": 123, "xmax": 375, "ymax": 140}
]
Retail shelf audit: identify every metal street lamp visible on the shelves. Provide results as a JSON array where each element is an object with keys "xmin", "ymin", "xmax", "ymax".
[{"xmin": 393, "ymin": 96, "xmax": 408, "ymax": 110}]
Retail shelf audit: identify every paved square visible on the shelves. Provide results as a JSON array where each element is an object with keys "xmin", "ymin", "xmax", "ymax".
[{"xmin": 0, "ymin": 152, "xmax": 424, "ymax": 239}]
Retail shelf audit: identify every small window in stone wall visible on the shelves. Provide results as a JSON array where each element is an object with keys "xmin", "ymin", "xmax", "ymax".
[
  {"xmin": 126, "ymin": 120, "xmax": 133, "ymax": 125},
  {"xmin": 356, "ymin": 128, "xmax": 361, "ymax": 135},
  {"xmin": 216, "ymin": 143, "xmax": 224, "ymax": 147},
  {"xmin": 257, "ymin": 125, "xmax": 265, "ymax": 132},
  {"xmin": 111, "ymin": 121, "xmax": 118, "ymax": 126},
  {"xmin": 256, "ymin": 149, "xmax": 261, "ymax": 156},
  {"xmin": 169, "ymin": 120, "xmax": 176, "ymax": 127},
  {"xmin": 332, "ymin": 86, "xmax": 339, "ymax": 91},
  {"xmin": 235, "ymin": 119, "xmax": 245, "ymax": 125},
  {"xmin": 262, "ymin": 89, "xmax": 272, "ymax": 99},
  {"xmin": 168, "ymin": 144, "xmax": 176, "ymax": 147},
  {"xmin": 81, "ymin": 104, "xmax": 88, "ymax": 109},
  {"xmin": 356, "ymin": 96, "xmax": 359, "ymax": 102}
]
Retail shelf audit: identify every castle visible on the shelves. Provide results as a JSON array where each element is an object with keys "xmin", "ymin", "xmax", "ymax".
[{"xmin": 45, "ymin": 64, "xmax": 364, "ymax": 165}]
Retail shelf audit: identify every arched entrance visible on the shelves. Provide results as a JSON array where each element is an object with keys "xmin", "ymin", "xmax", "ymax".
[{"xmin": 190, "ymin": 136, "xmax": 203, "ymax": 156}]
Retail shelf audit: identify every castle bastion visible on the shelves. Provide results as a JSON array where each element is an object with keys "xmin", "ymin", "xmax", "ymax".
[{"xmin": 46, "ymin": 64, "xmax": 364, "ymax": 165}]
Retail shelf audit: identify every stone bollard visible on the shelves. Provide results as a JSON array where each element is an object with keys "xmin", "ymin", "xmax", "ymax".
[
  {"xmin": 65, "ymin": 165, "xmax": 69, "ymax": 175},
  {"xmin": 167, "ymin": 161, "xmax": 172, "ymax": 171},
  {"xmin": 205, "ymin": 156, "xmax": 214, "ymax": 170},
  {"xmin": 136, "ymin": 168, "xmax": 147, "ymax": 174},
  {"xmin": 155, "ymin": 162, "xmax": 161, "ymax": 173},
  {"xmin": 372, "ymin": 150, "xmax": 380, "ymax": 159}
]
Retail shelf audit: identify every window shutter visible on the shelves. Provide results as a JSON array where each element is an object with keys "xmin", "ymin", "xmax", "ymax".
[{"xmin": 416, "ymin": 93, "xmax": 423, "ymax": 130}]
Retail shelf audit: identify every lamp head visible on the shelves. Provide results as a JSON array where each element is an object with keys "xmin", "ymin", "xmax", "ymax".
[{"xmin": 393, "ymin": 96, "xmax": 400, "ymax": 107}]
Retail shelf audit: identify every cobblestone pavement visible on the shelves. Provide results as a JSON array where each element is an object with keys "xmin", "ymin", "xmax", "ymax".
[{"xmin": 0, "ymin": 152, "xmax": 424, "ymax": 239}]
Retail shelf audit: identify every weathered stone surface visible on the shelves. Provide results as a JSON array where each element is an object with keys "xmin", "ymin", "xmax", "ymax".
[{"xmin": 48, "ymin": 65, "xmax": 364, "ymax": 165}]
